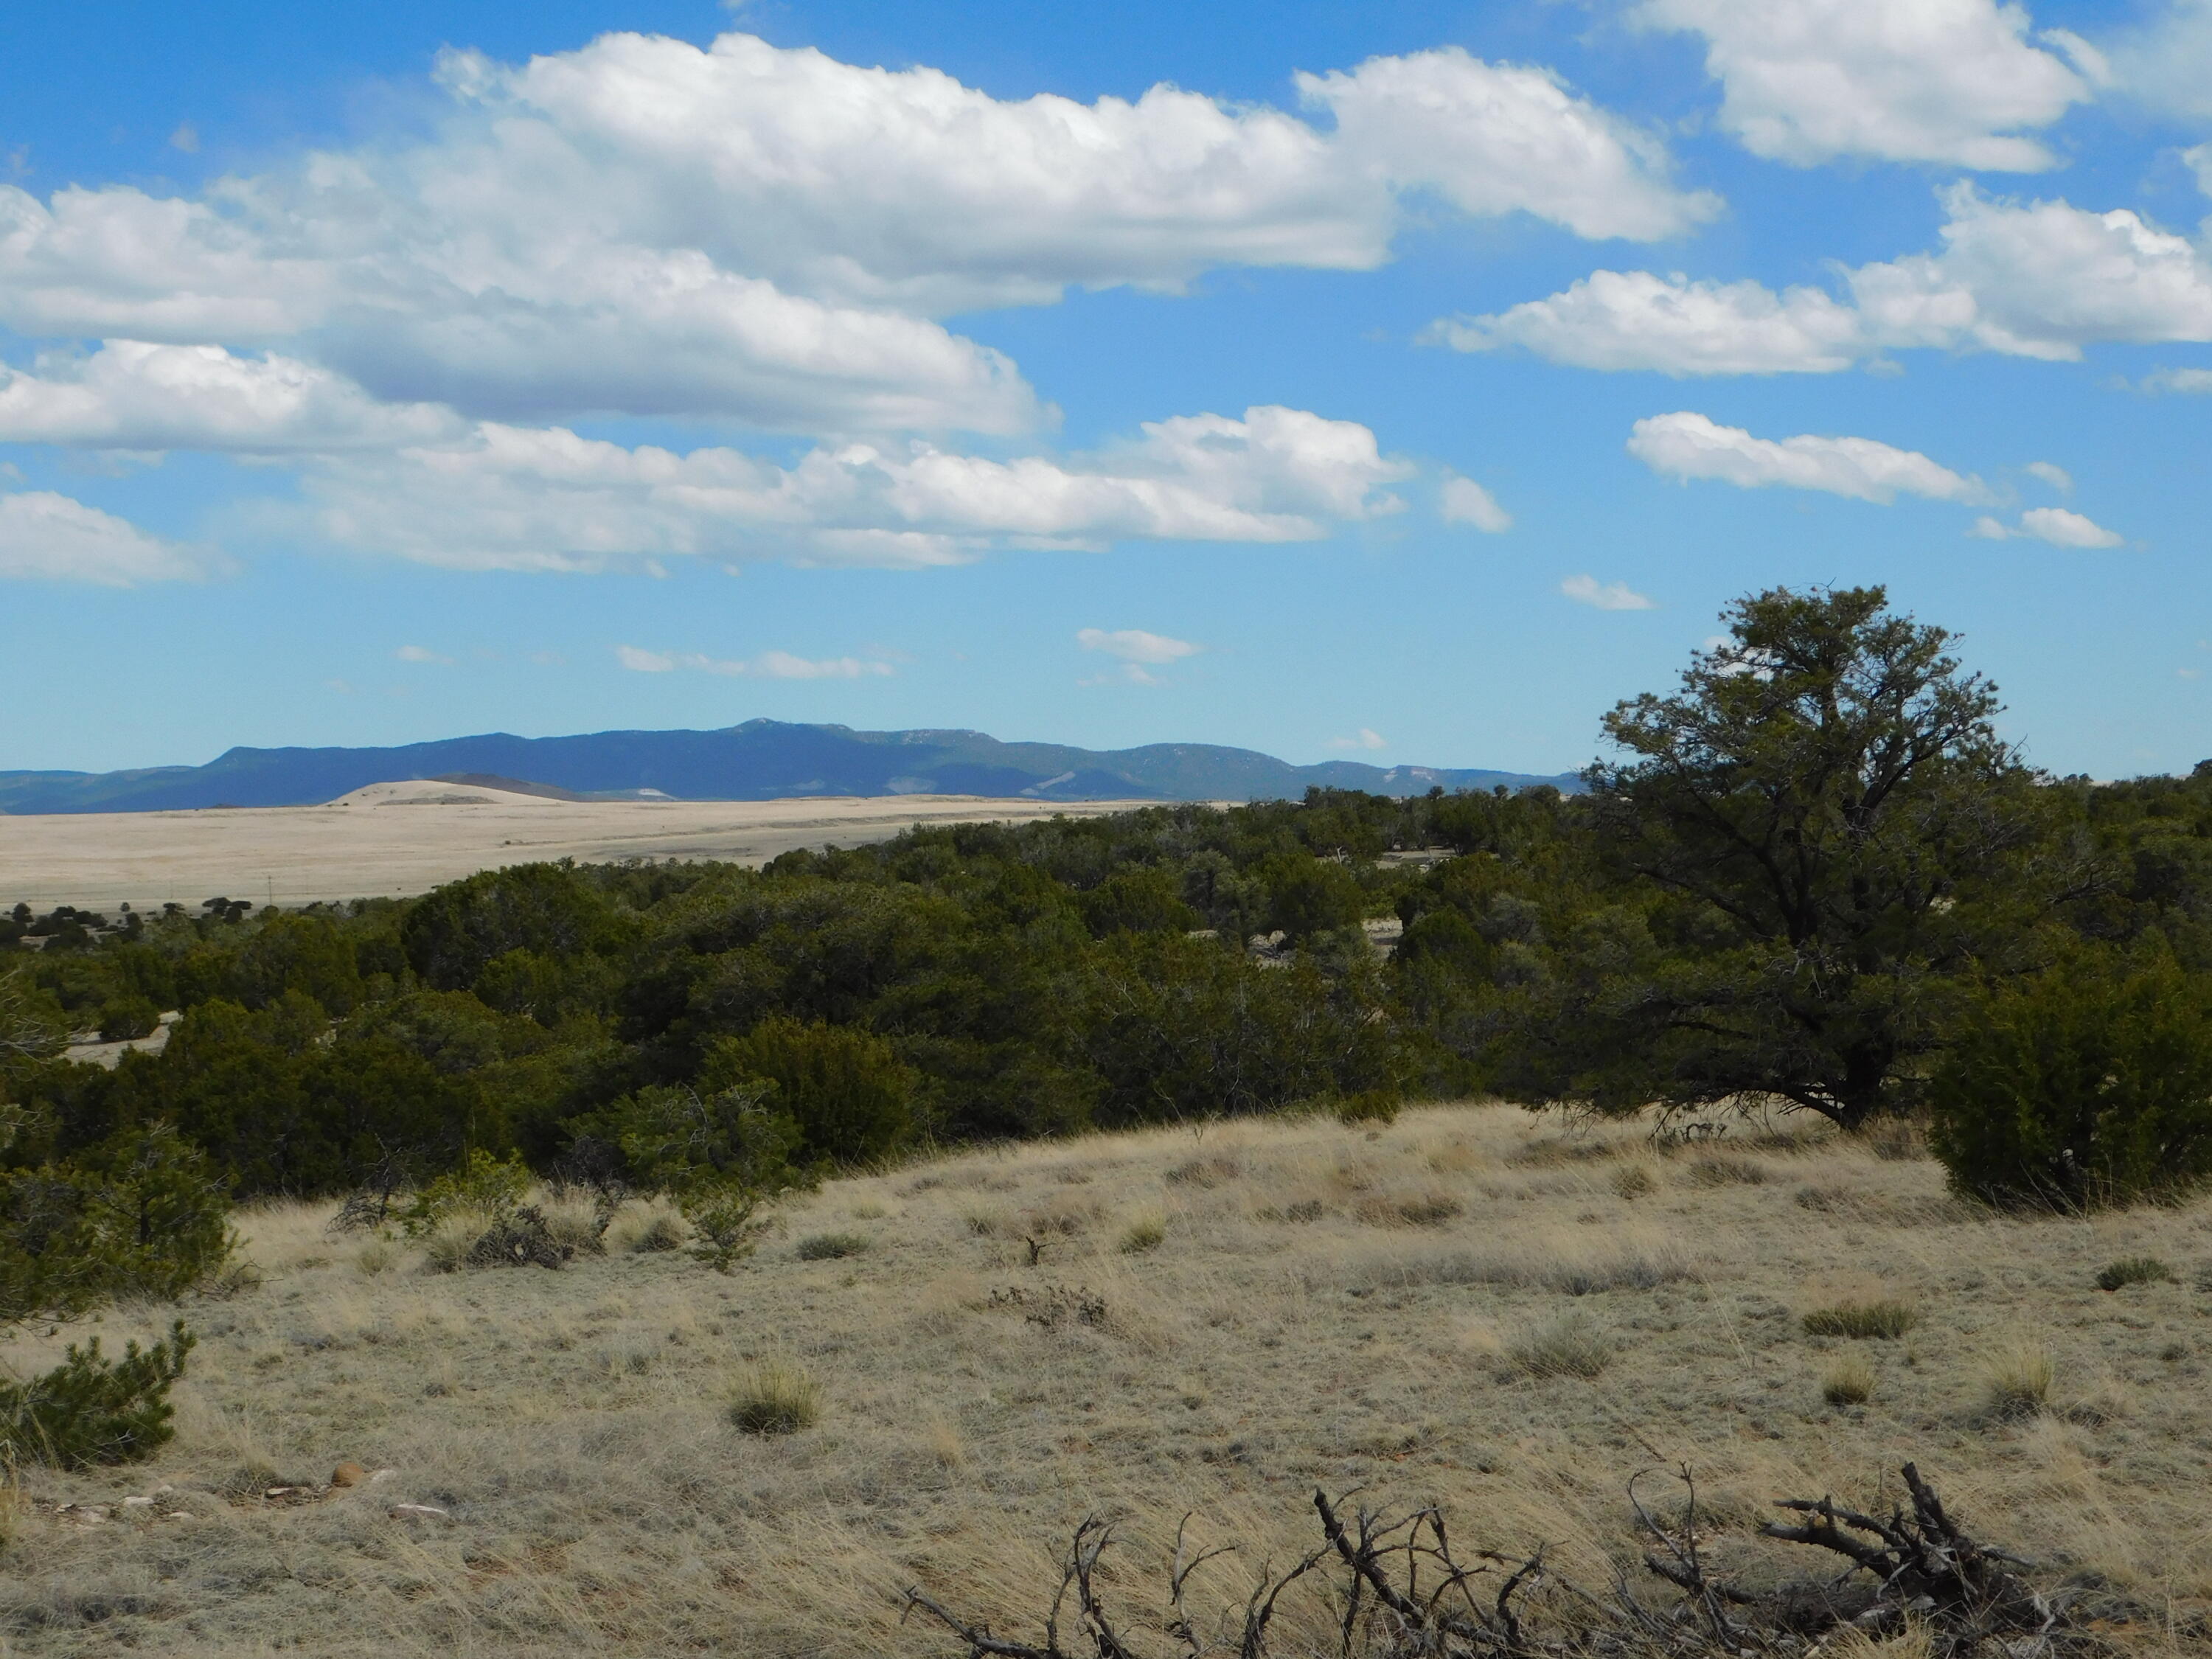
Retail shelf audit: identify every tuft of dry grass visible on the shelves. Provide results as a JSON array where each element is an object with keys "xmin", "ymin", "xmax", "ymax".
[
  {"xmin": 2096, "ymin": 1255, "xmax": 2173, "ymax": 1292},
  {"xmin": 796, "ymin": 1230, "xmax": 871, "ymax": 1261},
  {"xmin": 1118, "ymin": 1214, "xmax": 1166, "ymax": 1254},
  {"xmin": 1505, "ymin": 1317, "xmax": 1611, "ymax": 1380},
  {"xmin": 1802, "ymin": 1297, "xmax": 1919, "ymax": 1339},
  {"xmin": 728, "ymin": 1360, "xmax": 822, "ymax": 1435},
  {"xmin": 1686, "ymin": 1154, "xmax": 1769, "ymax": 1187},
  {"xmin": 1823, "ymin": 1352, "xmax": 1877, "ymax": 1407},
  {"xmin": 1981, "ymin": 1341, "xmax": 2055, "ymax": 1421}
]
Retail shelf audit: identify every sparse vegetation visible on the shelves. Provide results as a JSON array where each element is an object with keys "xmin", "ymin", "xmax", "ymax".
[
  {"xmin": 0, "ymin": 1103, "xmax": 2202, "ymax": 1655},
  {"xmin": 10, "ymin": 588, "xmax": 2212, "ymax": 1652}
]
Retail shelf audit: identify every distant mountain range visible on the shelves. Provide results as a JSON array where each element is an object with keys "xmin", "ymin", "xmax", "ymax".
[{"xmin": 0, "ymin": 720, "xmax": 1582, "ymax": 814}]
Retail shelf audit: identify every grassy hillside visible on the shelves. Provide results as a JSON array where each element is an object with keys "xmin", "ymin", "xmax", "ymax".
[{"xmin": 4, "ymin": 1102, "xmax": 2207, "ymax": 1655}]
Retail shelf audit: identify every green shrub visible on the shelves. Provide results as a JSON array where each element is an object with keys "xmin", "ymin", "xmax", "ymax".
[
  {"xmin": 400, "ymin": 1148, "xmax": 531, "ymax": 1238},
  {"xmin": 796, "ymin": 1231, "xmax": 870, "ymax": 1261},
  {"xmin": 1801, "ymin": 1298, "xmax": 1919, "ymax": 1339},
  {"xmin": 1930, "ymin": 945, "xmax": 2212, "ymax": 1208},
  {"xmin": 2096, "ymin": 1255, "xmax": 2174, "ymax": 1292},
  {"xmin": 704, "ymin": 1018, "xmax": 917, "ymax": 1167},
  {"xmin": 728, "ymin": 1360, "xmax": 821, "ymax": 1434},
  {"xmin": 96, "ymin": 996, "xmax": 161, "ymax": 1043},
  {"xmin": 0, "ymin": 1321, "xmax": 194, "ymax": 1466}
]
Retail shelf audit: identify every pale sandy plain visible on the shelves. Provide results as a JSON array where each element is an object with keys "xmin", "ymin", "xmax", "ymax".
[{"xmin": 0, "ymin": 780, "xmax": 1157, "ymax": 911}]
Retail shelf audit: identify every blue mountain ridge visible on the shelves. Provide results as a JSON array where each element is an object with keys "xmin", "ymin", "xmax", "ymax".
[{"xmin": 0, "ymin": 720, "xmax": 1582, "ymax": 814}]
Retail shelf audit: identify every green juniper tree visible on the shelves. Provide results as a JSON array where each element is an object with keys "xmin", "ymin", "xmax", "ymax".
[{"xmin": 1514, "ymin": 585, "xmax": 2092, "ymax": 1131}]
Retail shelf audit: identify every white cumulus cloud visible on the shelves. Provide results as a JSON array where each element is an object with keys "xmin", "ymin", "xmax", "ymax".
[
  {"xmin": 1078, "ymin": 627, "xmax": 1201, "ymax": 686},
  {"xmin": 1435, "ymin": 185, "xmax": 2212, "ymax": 375},
  {"xmin": 616, "ymin": 644, "xmax": 892, "ymax": 678},
  {"xmin": 1627, "ymin": 411, "xmax": 1992, "ymax": 503},
  {"xmin": 1428, "ymin": 270, "xmax": 1864, "ymax": 375},
  {"xmin": 393, "ymin": 644, "xmax": 453, "ymax": 664},
  {"xmin": 1561, "ymin": 574, "xmax": 1656, "ymax": 610},
  {"xmin": 1634, "ymin": 0, "xmax": 2090, "ymax": 170},
  {"xmin": 0, "ymin": 30, "xmax": 1714, "ymax": 441},
  {"xmin": 1328, "ymin": 728, "xmax": 1389, "ymax": 751},
  {"xmin": 0, "ymin": 341, "xmax": 460, "ymax": 452},
  {"xmin": 2023, "ymin": 460, "xmax": 2072, "ymax": 491},
  {"xmin": 1077, "ymin": 627, "xmax": 1202, "ymax": 665},
  {"xmin": 2100, "ymin": 1, "xmax": 2212, "ymax": 121},
  {"xmin": 301, "ymin": 406, "xmax": 1413, "ymax": 573},
  {"xmin": 0, "ymin": 490, "xmax": 212, "ymax": 585},
  {"xmin": 1439, "ymin": 473, "xmax": 1512, "ymax": 532},
  {"xmin": 1969, "ymin": 507, "xmax": 2125, "ymax": 547},
  {"xmin": 2143, "ymin": 366, "xmax": 2212, "ymax": 393}
]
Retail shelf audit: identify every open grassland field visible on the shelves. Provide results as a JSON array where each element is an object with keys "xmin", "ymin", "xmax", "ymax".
[
  {"xmin": 5, "ymin": 1105, "xmax": 2211, "ymax": 1657},
  {"xmin": 0, "ymin": 790, "xmax": 1155, "ymax": 912}
]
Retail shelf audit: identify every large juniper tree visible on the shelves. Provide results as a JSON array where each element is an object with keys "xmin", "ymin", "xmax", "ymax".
[{"xmin": 1523, "ymin": 585, "xmax": 2087, "ymax": 1131}]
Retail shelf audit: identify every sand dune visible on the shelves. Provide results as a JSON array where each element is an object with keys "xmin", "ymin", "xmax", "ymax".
[{"xmin": 0, "ymin": 793, "xmax": 1155, "ymax": 911}]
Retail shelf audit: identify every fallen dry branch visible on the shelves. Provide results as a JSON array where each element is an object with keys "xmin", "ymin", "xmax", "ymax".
[{"xmin": 903, "ymin": 1461, "xmax": 2108, "ymax": 1659}]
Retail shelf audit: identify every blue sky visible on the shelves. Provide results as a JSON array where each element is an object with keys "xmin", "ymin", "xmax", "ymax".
[{"xmin": 3, "ymin": 0, "xmax": 2210, "ymax": 777}]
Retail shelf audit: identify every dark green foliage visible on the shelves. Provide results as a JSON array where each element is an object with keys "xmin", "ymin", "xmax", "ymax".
[
  {"xmin": 0, "ymin": 1319, "xmax": 195, "ymax": 1467},
  {"xmin": 1260, "ymin": 851, "xmax": 1367, "ymax": 944},
  {"xmin": 97, "ymin": 995, "xmax": 161, "ymax": 1042},
  {"xmin": 401, "ymin": 862, "xmax": 617, "ymax": 992},
  {"xmin": 1068, "ymin": 931, "xmax": 1402, "ymax": 1124},
  {"xmin": 704, "ymin": 1016, "xmax": 917, "ymax": 1166},
  {"xmin": 1930, "ymin": 945, "xmax": 2212, "ymax": 1208},
  {"xmin": 600, "ymin": 1080, "xmax": 809, "ymax": 1269},
  {"xmin": 21, "ymin": 594, "xmax": 2212, "ymax": 1232},
  {"xmin": 1079, "ymin": 866, "xmax": 1199, "ymax": 939},
  {"xmin": 0, "ymin": 1121, "xmax": 232, "ymax": 1327},
  {"xmin": 1509, "ymin": 586, "xmax": 2077, "ymax": 1131}
]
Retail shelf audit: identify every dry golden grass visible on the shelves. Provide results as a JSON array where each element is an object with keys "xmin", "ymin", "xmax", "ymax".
[{"xmin": 3, "ymin": 1102, "xmax": 2211, "ymax": 1655}]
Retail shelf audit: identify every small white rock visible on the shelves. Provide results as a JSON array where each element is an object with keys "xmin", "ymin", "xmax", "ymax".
[
  {"xmin": 388, "ymin": 1503, "xmax": 450, "ymax": 1522},
  {"xmin": 121, "ymin": 1495, "xmax": 155, "ymax": 1509}
]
